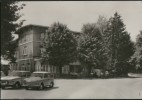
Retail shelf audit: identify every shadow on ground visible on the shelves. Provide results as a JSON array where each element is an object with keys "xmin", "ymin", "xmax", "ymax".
[
  {"xmin": 26, "ymin": 86, "xmax": 59, "ymax": 91},
  {"xmin": 1, "ymin": 87, "xmax": 25, "ymax": 90},
  {"xmin": 1, "ymin": 86, "xmax": 59, "ymax": 91}
]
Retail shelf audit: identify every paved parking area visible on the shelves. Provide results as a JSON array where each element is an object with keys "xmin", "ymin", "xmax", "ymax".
[{"xmin": 1, "ymin": 78, "xmax": 142, "ymax": 99}]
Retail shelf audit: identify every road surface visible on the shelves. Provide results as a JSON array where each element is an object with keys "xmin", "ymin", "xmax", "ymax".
[{"xmin": 1, "ymin": 78, "xmax": 142, "ymax": 99}]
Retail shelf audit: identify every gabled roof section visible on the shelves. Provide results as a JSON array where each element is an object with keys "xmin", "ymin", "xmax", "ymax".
[{"xmin": 15, "ymin": 24, "xmax": 48, "ymax": 34}]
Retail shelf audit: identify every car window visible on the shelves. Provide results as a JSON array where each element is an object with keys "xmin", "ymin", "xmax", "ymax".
[
  {"xmin": 50, "ymin": 74, "xmax": 54, "ymax": 78},
  {"xmin": 31, "ymin": 73, "xmax": 43, "ymax": 78},
  {"xmin": 44, "ymin": 74, "xmax": 48, "ymax": 78},
  {"xmin": 26, "ymin": 72, "xmax": 31, "ymax": 77},
  {"xmin": 21, "ymin": 73, "xmax": 26, "ymax": 77},
  {"xmin": 9, "ymin": 71, "xmax": 21, "ymax": 77}
]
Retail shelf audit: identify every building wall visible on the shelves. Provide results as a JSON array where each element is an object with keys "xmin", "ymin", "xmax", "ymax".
[
  {"xmin": 33, "ymin": 27, "xmax": 45, "ymax": 57},
  {"xmin": 18, "ymin": 29, "xmax": 33, "ymax": 60},
  {"xmin": 18, "ymin": 42, "xmax": 33, "ymax": 59},
  {"xmin": 15, "ymin": 26, "xmax": 48, "ymax": 72}
]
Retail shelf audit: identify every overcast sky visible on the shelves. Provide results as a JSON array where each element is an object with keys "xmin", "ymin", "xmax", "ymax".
[
  {"xmin": 17, "ymin": 1, "xmax": 142, "ymax": 42},
  {"xmin": 1, "ymin": 1, "xmax": 142, "ymax": 64}
]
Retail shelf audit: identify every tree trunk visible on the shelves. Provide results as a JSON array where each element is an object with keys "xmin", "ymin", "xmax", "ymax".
[
  {"xmin": 87, "ymin": 66, "xmax": 92, "ymax": 77},
  {"xmin": 59, "ymin": 65, "xmax": 62, "ymax": 77}
]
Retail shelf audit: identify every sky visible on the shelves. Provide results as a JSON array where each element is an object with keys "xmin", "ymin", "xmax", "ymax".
[
  {"xmin": 17, "ymin": 1, "xmax": 142, "ymax": 41},
  {"xmin": 1, "ymin": 1, "xmax": 142, "ymax": 64}
]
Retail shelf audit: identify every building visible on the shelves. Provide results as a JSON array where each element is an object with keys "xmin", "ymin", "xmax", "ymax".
[
  {"xmin": 11, "ymin": 24, "xmax": 90, "ymax": 77},
  {"xmin": 11, "ymin": 25, "xmax": 51, "ymax": 72}
]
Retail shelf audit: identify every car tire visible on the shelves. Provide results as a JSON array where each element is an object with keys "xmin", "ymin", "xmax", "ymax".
[
  {"xmin": 49, "ymin": 82, "xmax": 54, "ymax": 88},
  {"xmin": 39, "ymin": 83, "xmax": 44, "ymax": 90},
  {"xmin": 14, "ymin": 82, "xmax": 21, "ymax": 89},
  {"xmin": 2, "ymin": 86, "xmax": 5, "ymax": 89}
]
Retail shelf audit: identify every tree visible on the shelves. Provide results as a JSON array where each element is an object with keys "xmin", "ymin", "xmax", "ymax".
[
  {"xmin": 129, "ymin": 31, "xmax": 142, "ymax": 73},
  {"xmin": 96, "ymin": 15, "xmax": 109, "ymax": 35},
  {"xmin": 106, "ymin": 12, "xmax": 135, "ymax": 76},
  {"xmin": 96, "ymin": 16, "xmax": 111, "ymax": 70},
  {"xmin": 41, "ymin": 22, "xmax": 77, "ymax": 76},
  {"xmin": 1, "ymin": 1, "xmax": 25, "ymax": 62},
  {"xmin": 79, "ymin": 23, "xmax": 108, "ymax": 76}
]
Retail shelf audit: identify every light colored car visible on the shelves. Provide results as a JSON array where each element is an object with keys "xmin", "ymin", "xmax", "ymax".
[
  {"xmin": 1, "ymin": 71, "xmax": 31, "ymax": 89},
  {"xmin": 24, "ymin": 71, "xmax": 54, "ymax": 90}
]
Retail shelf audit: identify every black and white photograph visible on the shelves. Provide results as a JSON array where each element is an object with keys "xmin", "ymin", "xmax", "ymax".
[{"xmin": 1, "ymin": 1, "xmax": 142, "ymax": 99}]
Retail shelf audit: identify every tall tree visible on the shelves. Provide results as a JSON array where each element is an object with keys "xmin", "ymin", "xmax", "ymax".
[
  {"xmin": 96, "ymin": 16, "xmax": 111, "ymax": 69},
  {"xmin": 1, "ymin": 1, "xmax": 25, "ymax": 61},
  {"xmin": 107, "ymin": 12, "xmax": 134, "ymax": 76},
  {"xmin": 129, "ymin": 31, "xmax": 142, "ymax": 73},
  {"xmin": 41, "ymin": 22, "xmax": 77, "ymax": 76},
  {"xmin": 79, "ymin": 23, "xmax": 108, "ymax": 76}
]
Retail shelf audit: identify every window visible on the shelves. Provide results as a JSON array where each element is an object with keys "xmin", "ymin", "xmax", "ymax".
[
  {"xmin": 41, "ymin": 33, "xmax": 44, "ymax": 39},
  {"xmin": 22, "ymin": 48, "xmax": 24, "ymax": 55},
  {"xmin": 23, "ymin": 46, "xmax": 27, "ymax": 55},
  {"xmin": 40, "ymin": 48, "xmax": 45, "ymax": 54},
  {"xmin": 24, "ymin": 34, "xmax": 26, "ymax": 42}
]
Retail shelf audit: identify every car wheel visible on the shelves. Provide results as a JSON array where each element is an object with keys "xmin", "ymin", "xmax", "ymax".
[
  {"xmin": 14, "ymin": 82, "xmax": 21, "ymax": 89},
  {"xmin": 50, "ymin": 82, "xmax": 54, "ymax": 88},
  {"xmin": 2, "ymin": 86, "xmax": 5, "ymax": 89},
  {"xmin": 39, "ymin": 83, "xmax": 44, "ymax": 90}
]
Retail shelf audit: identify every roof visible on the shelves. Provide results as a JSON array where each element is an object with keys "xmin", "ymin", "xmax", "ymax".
[
  {"xmin": 33, "ymin": 71, "xmax": 51, "ymax": 74},
  {"xmin": 15, "ymin": 24, "xmax": 48, "ymax": 34}
]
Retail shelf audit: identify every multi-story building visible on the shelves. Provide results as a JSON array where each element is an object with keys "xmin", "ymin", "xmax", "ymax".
[
  {"xmin": 10, "ymin": 25, "xmax": 50, "ymax": 72},
  {"xmin": 10, "ymin": 24, "xmax": 90, "ymax": 77}
]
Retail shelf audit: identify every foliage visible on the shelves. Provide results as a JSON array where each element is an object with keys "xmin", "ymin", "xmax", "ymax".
[
  {"xmin": 114, "ymin": 61, "xmax": 131, "ymax": 76},
  {"xmin": 1, "ymin": 1, "xmax": 25, "ymax": 62},
  {"xmin": 79, "ymin": 23, "xmax": 108, "ymax": 75},
  {"xmin": 106, "ymin": 12, "xmax": 135, "ymax": 75},
  {"xmin": 129, "ymin": 31, "xmax": 142, "ymax": 73},
  {"xmin": 41, "ymin": 22, "xmax": 77, "ymax": 75},
  {"xmin": 96, "ymin": 15, "xmax": 109, "ymax": 35}
]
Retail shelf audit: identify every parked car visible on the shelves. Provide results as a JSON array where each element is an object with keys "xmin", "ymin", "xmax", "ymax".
[
  {"xmin": 1, "ymin": 71, "xmax": 5, "ymax": 77},
  {"xmin": 70, "ymin": 72, "xmax": 80, "ymax": 78},
  {"xmin": 90, "ymin": 69, "xmax": 104, "ymax": 78},
  {"xmin": 0, "ymin": 71, "xmax": 5, "ymax": 88},
  {"xmin": 128, "ymin": 73, "xmax": 142, "ymax": 78},
  {"xmin": 1, "ymin": 71, "xmax": 31, "ymax": 89},
  {"xmin": 24, "ymin": 71, "xmax": 54, "ymax": 90}
]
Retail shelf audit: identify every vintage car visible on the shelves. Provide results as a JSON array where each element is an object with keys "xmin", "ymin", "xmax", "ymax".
[
  {"xmin": 90, "ymin": 69, "xmax": 104, "ymax": 78},
  {"xmin": 1, "ymin": 71, "xmax": 5, "ymax": 77},
  {"xmin": 0, "ymin": 71, "xmax": 5, "ymax": 88},
  {"xmin": 70, "ymin": 72, "xmax": 81, "ymax": 78},
  {"xmin": 1, "ymin": 71, "xmax": 31, "ymax": 89},
  {"xmin": 24, "ymin": 71, "xmax": 54, "ymax": 90}
]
